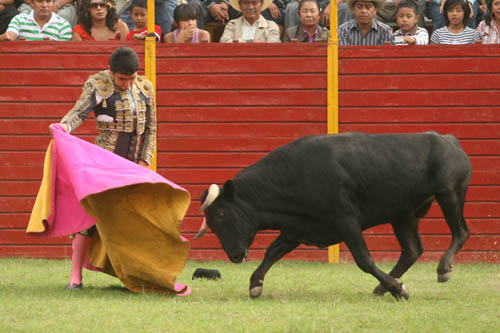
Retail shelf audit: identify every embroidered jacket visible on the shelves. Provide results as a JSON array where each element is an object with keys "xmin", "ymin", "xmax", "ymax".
[{"xmin": 61, "ymin": 70, "xmax": 156, "ymax": 165}]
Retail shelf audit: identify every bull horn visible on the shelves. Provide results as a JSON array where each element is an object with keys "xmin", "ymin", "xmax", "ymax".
[
  {"xmin": 194, "ymin": 218, "xmax": 208, "ymax": 240},
  {"xmin": 200, "ymin": 184, "xmax": 220, "ymax": 212}
]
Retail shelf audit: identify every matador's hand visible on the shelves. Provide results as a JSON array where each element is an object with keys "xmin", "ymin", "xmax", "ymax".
[{"xmin": 49, "ymin": 123, "xmax": 69, "ymax": 136}]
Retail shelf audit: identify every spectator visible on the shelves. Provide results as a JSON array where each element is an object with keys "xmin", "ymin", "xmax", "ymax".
[
  {"xmin": 430, "ymin": 0, "xmax": 480, "ymax": 44},
  {"xmin": 336, "ymin": 0, "xmax": 355, "ymax": 26},
  {"xmin": 467, "ymin": 0, "xmax": 484, "ymax": 29},
  {"xmin": 283, "ymin": 0, "xmax": 329, "ymax": 42},
  {"xmin": 73, "ymin": 0, "xmax": 129, "ymax": 40},
  {"xmin": 262, "ymin": 0, "xmax": 289, "ymax": 32},
  {"xmin": 0, "ymin": 0, "xmax": 18, "ymax": 34},
  {"xmin": 392, "ymin": 0, "xmax": 428, "ymax": 44},
  {"xmin": 190, "ymin": 0, "xmax": 290, "ymax": 33},
  {"xmin": 427, "ymin": 0, "xmax": 479, "ymax": 30},
  {"xmin": 0, "ymin": 0, "xmax": 71, "ymax": 40},
  {"xmin": 125, "ymin": 0, "xmax": 162, "ymax": 41},
  {"xmin": 121, "ymin": 0, "xmax": 177, "ymax": 35},
  {"xmin": 219, "ymin": 0, "xmax": 281, "ymax": 42},
  {"xmin": 284, "ymin": 0, "xmax": 353, "ymax": 30},
  {"xmin": 477, "ymin": 0, "xmax": 487, "ymax": 24},
  {"xmin": 376, "ymin": 0, "xmax": 425, "ymax": 27},
  {"xmin": 164, "ymin": 3, "xmax": 210, "ymax": 42},
  {"xmin": 425, "ymin": 0, "xmax": 446, "ymax": 30},
  {"xmin": 465, "ymin": 0, "xmax": 480, "ymax": 28},
  {"xmin": 188, "ymin": 0, "xmax": 241, "ymax": 29},
  {"xmin": 18, "ymin": 0, "xmax": 78, "ymax": 27},
  {"xmin": 338, "ymin": 0, "xmax": 393, "ymax": 45},
  {"xmin": 476, "ymin": 0, "xmax": 500, "ymax": 43}
]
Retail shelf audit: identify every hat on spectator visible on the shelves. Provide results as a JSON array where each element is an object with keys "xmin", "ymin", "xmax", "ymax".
[
  {"xmin": 346, "ymin": 0, "xmax": 386, "ymax": 10},
  {"xmin": 230, "ymin": 0, "xmax": 273, "ymax": 12}
]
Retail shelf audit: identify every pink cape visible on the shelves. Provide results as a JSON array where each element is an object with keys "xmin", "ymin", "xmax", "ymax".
[{"xmin": 27, "ymin": 125, "xmax": 191, "ymax": 295}]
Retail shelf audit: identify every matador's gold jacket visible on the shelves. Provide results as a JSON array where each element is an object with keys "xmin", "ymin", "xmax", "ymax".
[{"xmin": 61, "ymin": 70, "xmax": 156, "ymax": 165}]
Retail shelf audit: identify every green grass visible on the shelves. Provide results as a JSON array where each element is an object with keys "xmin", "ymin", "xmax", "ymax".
[{"xmin": 0, "ymin": 259, "xmax": 498, "ymax": 332}]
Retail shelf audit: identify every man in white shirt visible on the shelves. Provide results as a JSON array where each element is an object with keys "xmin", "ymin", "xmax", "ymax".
[
  {"xmin": 220, "ymin": 0, "xmax": 281, "ymax": 42},
  {"xmin": 17, "ymin": 0, "xmax": 77, "ymax": 28},
  {"xmin": 0, "ymin": 0, "xmax": 71, "ymax": 41}
]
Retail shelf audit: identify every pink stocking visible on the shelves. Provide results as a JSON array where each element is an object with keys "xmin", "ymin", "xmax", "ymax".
[{"xmin": 69, "ymin": 233, "xmax": 91, "ymax": 285}]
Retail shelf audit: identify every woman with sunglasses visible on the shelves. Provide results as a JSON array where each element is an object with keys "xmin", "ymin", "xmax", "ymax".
[{"xmin": 73, "ymin": 0, "xmax": 129, "ymax": 40}]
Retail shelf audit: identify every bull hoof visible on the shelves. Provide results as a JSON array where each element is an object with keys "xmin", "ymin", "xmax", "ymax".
[
  {"xmin": 392, "ymin": 283, "xmax": 410, "ymax": 301},
  {"xmin": 399, "ymin": 283, "xmax": 409, "ymax": 300},
  {"xmin": 372, "ymin": 284, "xmax": 387, "ymax": 296},
  {"xmin": 438, "ymin": 272, "xmax": 451, "ymax": 283},
  {"xmin": 249, "ymin": 286, "xmax": 262, "ymax": 299}
]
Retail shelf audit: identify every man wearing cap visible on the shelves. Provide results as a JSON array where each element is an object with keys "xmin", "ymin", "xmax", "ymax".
[
  {"xmin": 338, "ymin": 0, "xmax": 392, "ymax": 45},
  {"xmin": 219, "ymin": 0, "xmax": 281, "ymax": 42}
]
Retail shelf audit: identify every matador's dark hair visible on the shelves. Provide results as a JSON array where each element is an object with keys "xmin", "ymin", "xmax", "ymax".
[{"xmin": 109, "ymin": 46, "xmax": 139, "ymax": 75}]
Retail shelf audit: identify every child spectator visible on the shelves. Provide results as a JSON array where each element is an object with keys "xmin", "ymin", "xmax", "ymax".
[
  {"xmin": 125, "ymin": 0, "xmax": 162, "ymax": 41},
  {"xmin": 476, "ymin": 0, "xmax": 500, "ymax": 43},
  {"xmin": 121, "ymin": 0, "xmax": 177, "ymax": 36},
  {"xmin": 431, "ymin": 0, "xmax": 480, "ymax": 44},
  {"xmin": 164, "ymin": 3, "xmax": 210, "ymax": 43},
  {"xmin": 376, "ymin": 0, "xmax": 425, "ymax": 28},
  {"xmin": 392, "ymin": 0, "xmax": 428, "ymax": 45}
]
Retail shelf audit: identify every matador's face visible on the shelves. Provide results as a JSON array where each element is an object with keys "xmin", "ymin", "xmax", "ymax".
[{"xmin": 111, "ymin": 72, "xmax": 137, "ymax": 91}]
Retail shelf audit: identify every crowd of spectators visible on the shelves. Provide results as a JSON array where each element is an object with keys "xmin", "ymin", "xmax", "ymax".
[{"xmin": 0, "ymin": 0, "xmax": 498, "ymax": 44}]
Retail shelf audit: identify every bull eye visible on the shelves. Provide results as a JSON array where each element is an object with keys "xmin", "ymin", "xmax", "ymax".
[{"xmin": 217, "ymin": 210, "xmax": 224, "ymax": 221}]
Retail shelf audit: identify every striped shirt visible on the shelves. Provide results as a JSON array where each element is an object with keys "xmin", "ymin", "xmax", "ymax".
[
  {"xmin": 432, "ymin": 0, "xmax": 475, "ymax": 4},
  {"xmin": 7, "ymin": 11, "xmax": 72, "ymax": 41},
  {"xmin": 430, "ymin": 26, "xmax": 480, "ymax": 45},
  {"xmin": 393, "ymin": 27, "xmax": 429, "ymax": 45},
  {"xmin": 476, "ymin": 20, "xmax": 500, "ymax": 44},
  {"xmin": 339, "ymin": 19, "xmax": 393, "ymax": 46}
]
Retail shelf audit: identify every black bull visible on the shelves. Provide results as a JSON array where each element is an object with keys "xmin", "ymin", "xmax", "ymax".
[{"xmin": 195, "ymin": 132, "xmax": 471, "ymax": 300}]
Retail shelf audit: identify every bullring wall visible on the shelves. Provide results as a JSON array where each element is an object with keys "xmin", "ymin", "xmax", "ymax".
[{"xmin": 0, "ymin": 42, "xmax": 498, "ymax": 262}]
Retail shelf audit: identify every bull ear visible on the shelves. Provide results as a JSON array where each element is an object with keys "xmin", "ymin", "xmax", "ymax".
[{"xmin": 222, "ymin": 180, "xmax": 235, "ymax": 200}]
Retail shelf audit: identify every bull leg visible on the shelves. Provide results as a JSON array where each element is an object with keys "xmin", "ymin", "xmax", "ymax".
[
  {"xmin": 373, "ymin": 215, "xmax": 424, "ymax": 296},
  {"xmin": 342, "ymin": 226, "xmax": 409, "ymax": 301},
  {"xmin": 249, "ymin": 233, "xmax": 299, "ymax": 299},
  {"xmin": 435, "ymin": 189, "xmax": 470, "ymax": 282}
]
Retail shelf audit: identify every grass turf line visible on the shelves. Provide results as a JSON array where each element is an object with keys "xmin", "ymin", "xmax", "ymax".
[{"xmin": 0, "ymin": 258, "xmax": 498, "ymax": 332}]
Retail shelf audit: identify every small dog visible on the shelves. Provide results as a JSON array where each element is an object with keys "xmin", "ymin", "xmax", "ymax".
[{"xmin": 192, "ymin": 268, "xmax": 222, "ymax": 280}]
